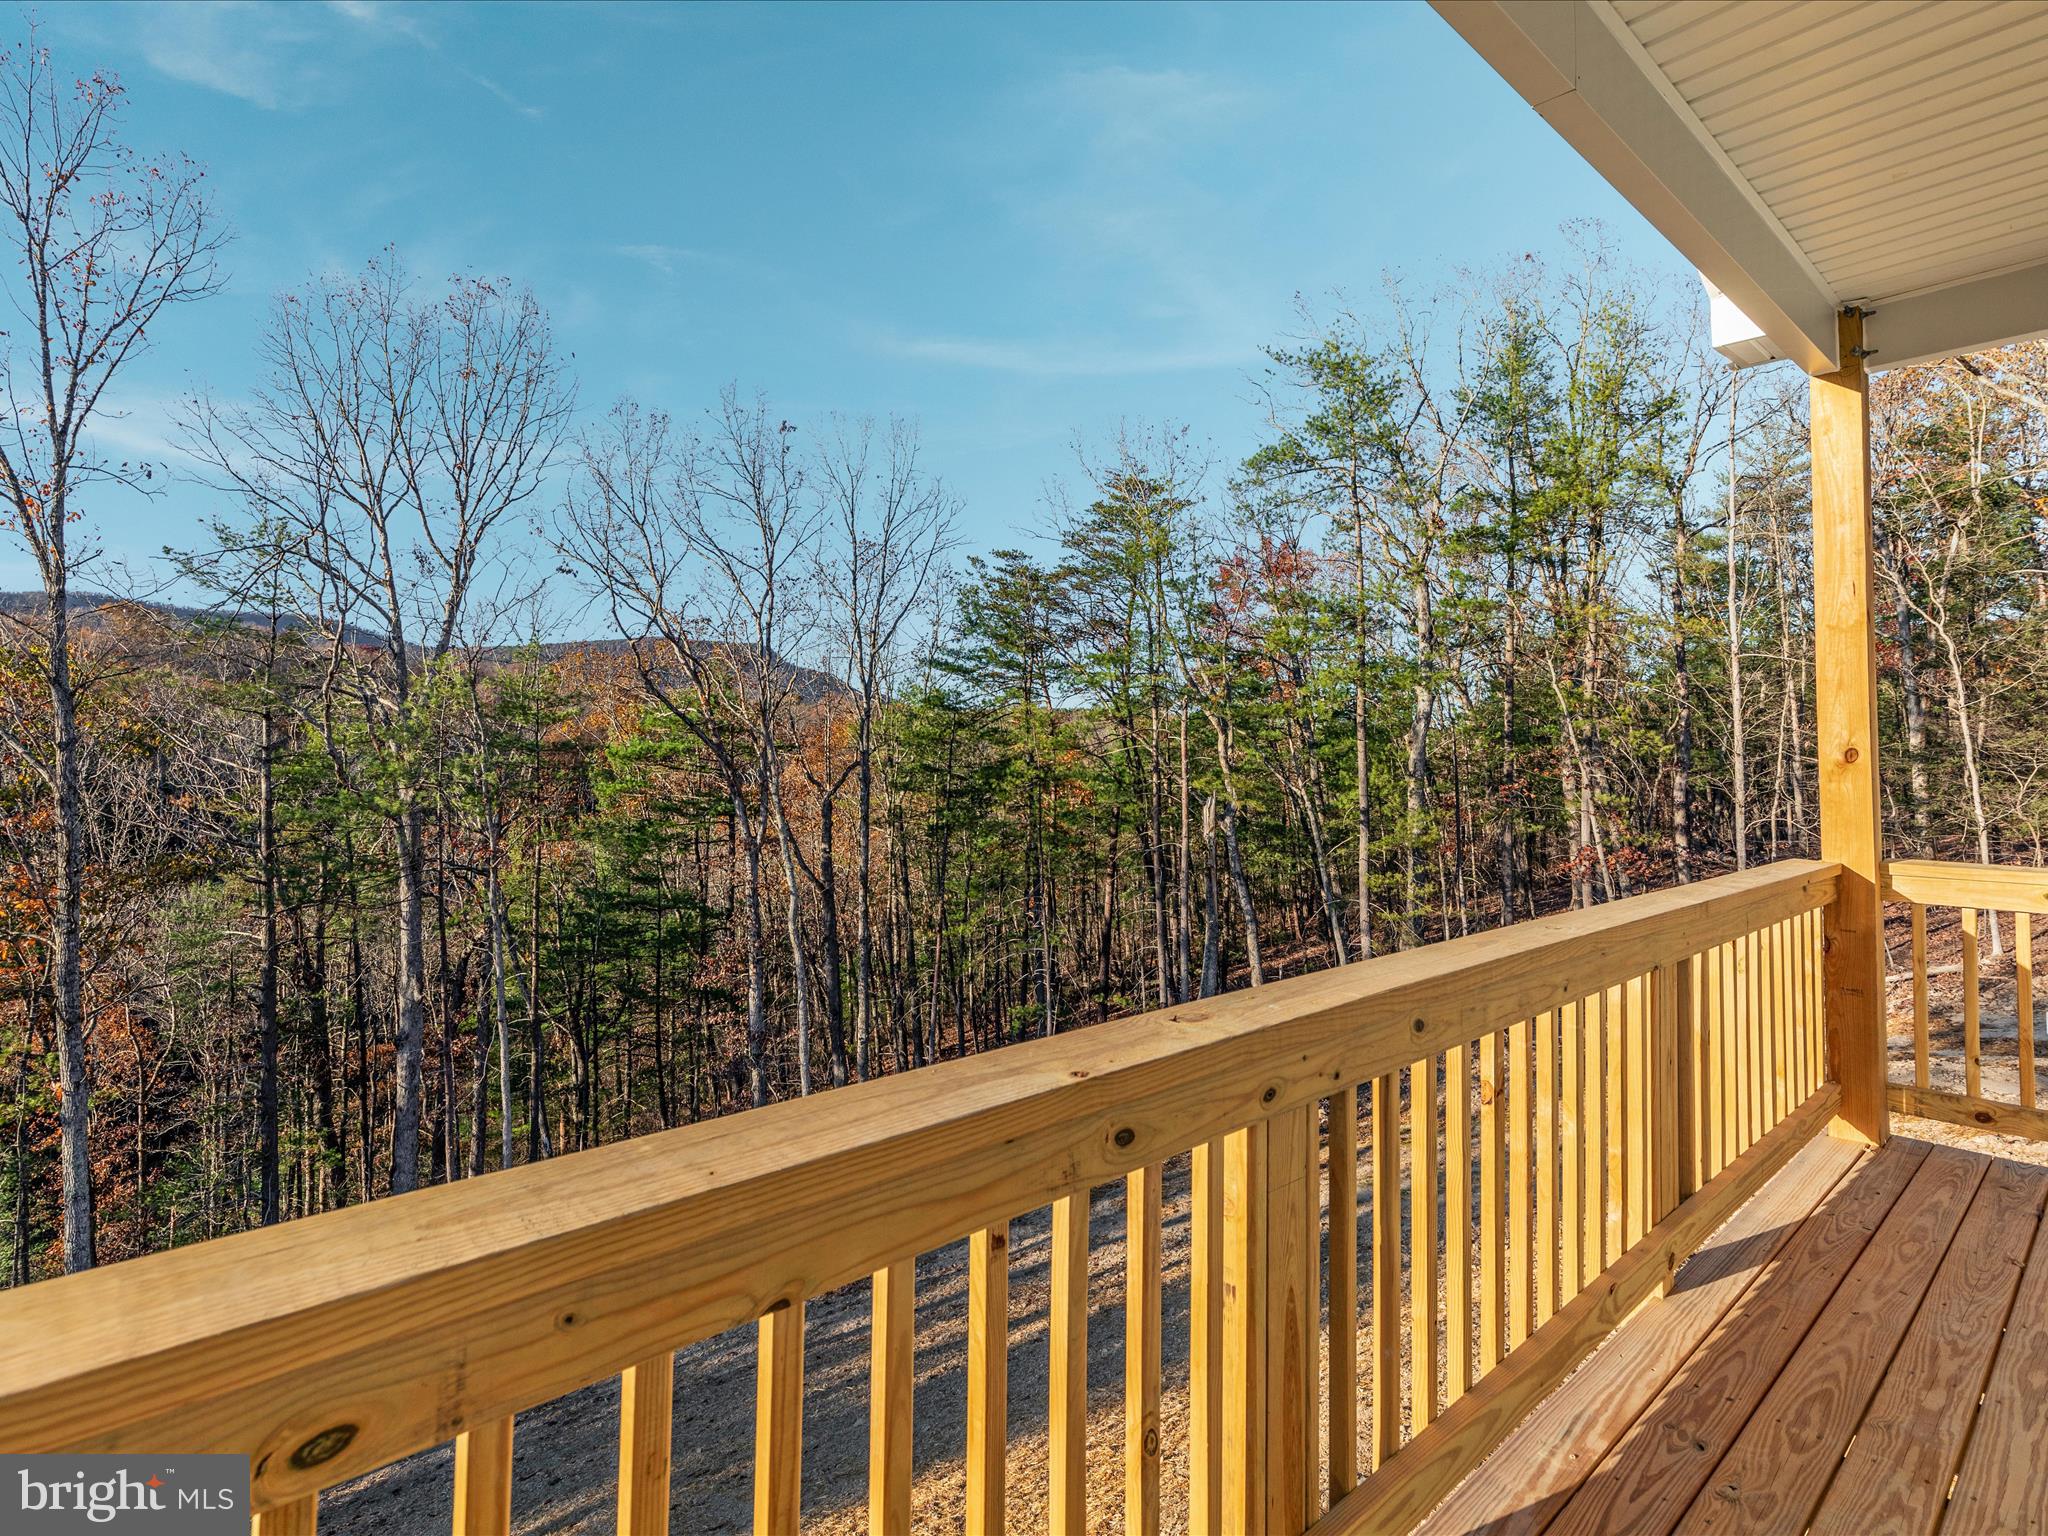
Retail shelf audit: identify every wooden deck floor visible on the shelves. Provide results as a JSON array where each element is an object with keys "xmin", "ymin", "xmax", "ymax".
[{"xmin": 1422, "ymin": 1133, "xmax": 2048, "ymax": 1536}]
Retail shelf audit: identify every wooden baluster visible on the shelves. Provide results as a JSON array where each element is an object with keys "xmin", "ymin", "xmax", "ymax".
[
  {"xmin": 1264, "ymin": 1103, "xmax": 1316, "ymax": 1530},
  {"xmin": 1964, "ymin": 907, "xmax": 1983, "ymax": 1100},
  {"xmin": 1678, "ymin": 953, "xmax": 1701, "ymax": 1200},
  {"xmin": 966, "ymin": 1224, "xmax": 1008, "ymax": 1536},
  {"xmin": 1410, "ymin": 1057, "xmax": 1439, "ymax": 1434},
  {"xmin": 1447, "ymin": 1042, "xmax": 1474, "ymax": 1405},
  {"xmin": 253, "ymin": 1496, "xmax": 318, "ymax": 1535},
  {"xmin": 2021, "ymin": 915, "xmax": 2037, "ymax": 1110},
  {"xmin": 1049, "ymin": 1195, "xmax": 1088, "ymax": 1535},
  {"xmin": 1302, "ymin": 1112, "xmax": 1322, "ymax": 1522},
  {"xmin": 1189, "ymin": 1144, "xmax": 1224, "ymax": 1536},
  {"xmin": 1733, "ymin": 934, "xmax": 1751, "ymax": 1150},
  {"xmin": 870, "ymin": 1260, "xmax": 915, "ymax": 1536},
  {"xmin": 1533, "ymin": 1010, "xmax": 1557, "ymax": 1327},
  {"xmin": 755, "ymin": 1302, "xmax": 804, "ymax": 1536},
  {"xmin": 1582, "ymin": 990, "xmax": 1605, "ymax": 1275},
  {"xmin": 1478, "ymin": 1034, "xmax": 1504, "ymax": 1377},
  {"xmin": 1753, "ymin": 933, "xmax": 1769, "ymax": 1146},
  {"xmin": 1773, "ymin": 919, "xmax": 1791, "ymax": 1124},
  {"xmin": 1756, "ymin": 925, "xmax": 1776, "ymax": 1129},
  {"xmin": 1777, "ymin": 913, "xmax": 1794, "ymax": 1122},
  {"xmin": 1604, "ymin": 982, "xmax": 1626, "ymax": 1263},
  {"xmin": 453, "ymin": 1417, "xmax": 515, "ymax": 1536},
  {"xmin": 1655, "ymin": 961, "xmax": 1685, "ymax": 1221},
  {"xmin": 1560, "ymin": 998, "xmax": 1583, "ymax": 1298},
  {"xmin": 1910, "ymin": 902, "xmax": 1929, "ymax": 1090},
  {"xmin": 1810, "ymin": 909, "xmax": 1825, "ymax": 1096},
  {"xmin": 1729, "ymin": 932, "xmax": 1748, "ymax": 1154},
  {"xmin": 1223, "ymin": 1123, "xmax": 1267, "ymax": 1527},
  {"xmin": 1505, "ymin": 1018, "xmax": 1531, "ymax": 1349},
  {"xmin": 1370, "ymin": 1075, "xmax": 1401, "ymax": 1469},
  {"xmin": 1794, "ymin": 911, "xmax": 1809, "ymax": 1095},
  {"xmin": 1705, "ymin": 943, "xmax": 1726, "ymax": 1178},
  {"xmin": 1813, "ymin": 907, "xmax": 1829, "ymax": 1090},
  {"xmin": 1126, "ymin": 1165, "xmax": 1163, "ymax": 1536},
  {"xmin": 618, "ymin": 1352, "xmax": 674, "ymax": 1536},
  {"xmin": 1624, "ymin": 974, "xmax": 1649, "ymax": 1248},
  {"xmin": 1763, "ymin": 924, "xmax": 1782, "ymax": 1128},
  {"xmin": 1792, "ymin": 912, "xmax": 1809, "ymax": 1095},
  {"xmin": 1327, "ymin": 1089, "xmax": 1359, "ymax": 1503}
]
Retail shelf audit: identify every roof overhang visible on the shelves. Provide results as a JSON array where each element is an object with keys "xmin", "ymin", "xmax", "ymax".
[{"xmin": 1436, "ymin": 1, "xmax": 2048, "ymax": 375}]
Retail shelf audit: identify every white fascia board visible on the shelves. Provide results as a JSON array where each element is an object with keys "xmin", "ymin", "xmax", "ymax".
[
  {"xmin": 1434, "ymin": 0, "xmax": 1842, "ymax": 374},
  {"xmin": 1868, "ymin": 258, "xmax": 2048, "ymax": 371}
]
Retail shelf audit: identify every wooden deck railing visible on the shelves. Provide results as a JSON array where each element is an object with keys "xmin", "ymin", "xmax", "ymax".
[
  {"xmin": 1885, "ymin": 858, "xmax": 2048, "ymax": 1142},
  {"xmin": 0, "ymin": 859, "xmax": 1842, "ymax": 1536}
]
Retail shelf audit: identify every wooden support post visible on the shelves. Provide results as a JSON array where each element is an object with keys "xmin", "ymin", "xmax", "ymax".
[{"xmin": 1812, "ymin": 307, "xmax": 1890, "ymax": 1146}]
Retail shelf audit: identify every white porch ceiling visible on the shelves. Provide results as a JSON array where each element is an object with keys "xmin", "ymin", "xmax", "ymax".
[{"xmin": 1436, "ymin": 0, "xmax": 2048, "ymax": 373}]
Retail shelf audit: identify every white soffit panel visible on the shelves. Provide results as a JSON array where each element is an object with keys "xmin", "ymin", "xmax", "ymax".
[{"xmin": 1438, "ymin": 0, "xmax": 2048, "ymax": 371}]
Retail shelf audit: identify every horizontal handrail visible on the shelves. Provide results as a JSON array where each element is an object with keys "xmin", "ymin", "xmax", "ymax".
[
  {"xmin": 1883, "ymin": 858, "xmax": 2048, "ymax": 913},
  {"xmin": 0, "ymin": 857, "xmax": 1839, "ymax": 1510}
]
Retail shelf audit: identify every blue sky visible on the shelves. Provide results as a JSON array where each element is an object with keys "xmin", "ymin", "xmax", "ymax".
[{"xmin": 26, "ymin": 0, "xmax": 1688, "ymax": 613}]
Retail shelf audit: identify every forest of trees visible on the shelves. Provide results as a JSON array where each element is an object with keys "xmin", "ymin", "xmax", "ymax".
[{"xmin": 5, "ymin": 36, "xmax": 2048, "ymax": 1285}]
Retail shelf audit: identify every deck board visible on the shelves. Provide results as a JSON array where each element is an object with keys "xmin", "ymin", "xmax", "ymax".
[
  {"xmin": 1811, "ymin": 1158, "xmax": 2048, "ymax": 1536},
  {"xmin": 1413, "ymin": 1133, "xmax": 1865, "ymax": 1536},
  {"xmin": 1427, "ymin": 1136, "xmax": 2048, "ymax": 1536},
  {"xmin": 1945, "ymin": 1164, "xmax": 2048, "ymax": 1536},
  {"xmin": 1672, "ymin": 1144, "xmax": 1985, "ymax": 1533},
  {"xmin": 1544, "ymin": 1136, "xmax": 1928, "ymax": 1536}
]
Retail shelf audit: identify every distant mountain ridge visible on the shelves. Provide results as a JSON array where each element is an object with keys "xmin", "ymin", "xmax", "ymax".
[{"xmin": 0, "ymin": 590, "xmax": 845, "ymax": 700}]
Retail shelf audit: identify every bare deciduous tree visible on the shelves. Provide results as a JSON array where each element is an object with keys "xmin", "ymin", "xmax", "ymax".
[
  {"xmin": 0, "ymin": 35, "xmax": 223, "ymax": 1269},
  {"xmin": 182, "ymin": 256, "xmax": 568, "ymax": 1193}
]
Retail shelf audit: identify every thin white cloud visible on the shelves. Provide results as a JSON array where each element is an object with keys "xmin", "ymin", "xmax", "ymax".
[
  {"xmin": 81, "ymin": 394, "xmax": 191, "ymax": 467},
  {"xmin": 871, "ymin": 328, "xmax": 1249, "ymax": 379},
  {"xmin": 1045, "ymin": 64, "xmax": 1252, "ymax": 156},
  {"xmin": 135, "ymin": 3, "xmax": 326, "ymax": 111},
  {"xmin": 612, "ymin": 243, "xmax": 725, "ymax": 276},
  {"xmin": 461, "ymin": 68, "xmax": 544, "ymax": 121},
  {"xmin": 326, "ymin": 1, "xmax": 544, "ymax": 118}
]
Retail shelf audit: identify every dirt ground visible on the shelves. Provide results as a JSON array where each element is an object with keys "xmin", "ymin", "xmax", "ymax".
[
  {"xmin": 323, "ymin": 1128, "xmax": 1433, "ymax": 1536},
  {"xmin": 324, "ymin": 1156, "xmax": 1292, "ymax": 1536},
  {"xmin": 322, "ymin": 904, "xmax": 2047, "ymax": 1535}
]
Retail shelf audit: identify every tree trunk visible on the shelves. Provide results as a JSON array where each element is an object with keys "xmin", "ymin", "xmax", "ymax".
[
  {"xmin": 47, "ymin": 586, "xmax": 94, "ymax": 1273},
  {"xmin": 390, "ymin": 805, "xmax": 429, "ymax": 1194},
  {"xmin": 257, "ymin": 700, "xmax": 281, "ymax": 1224}
]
